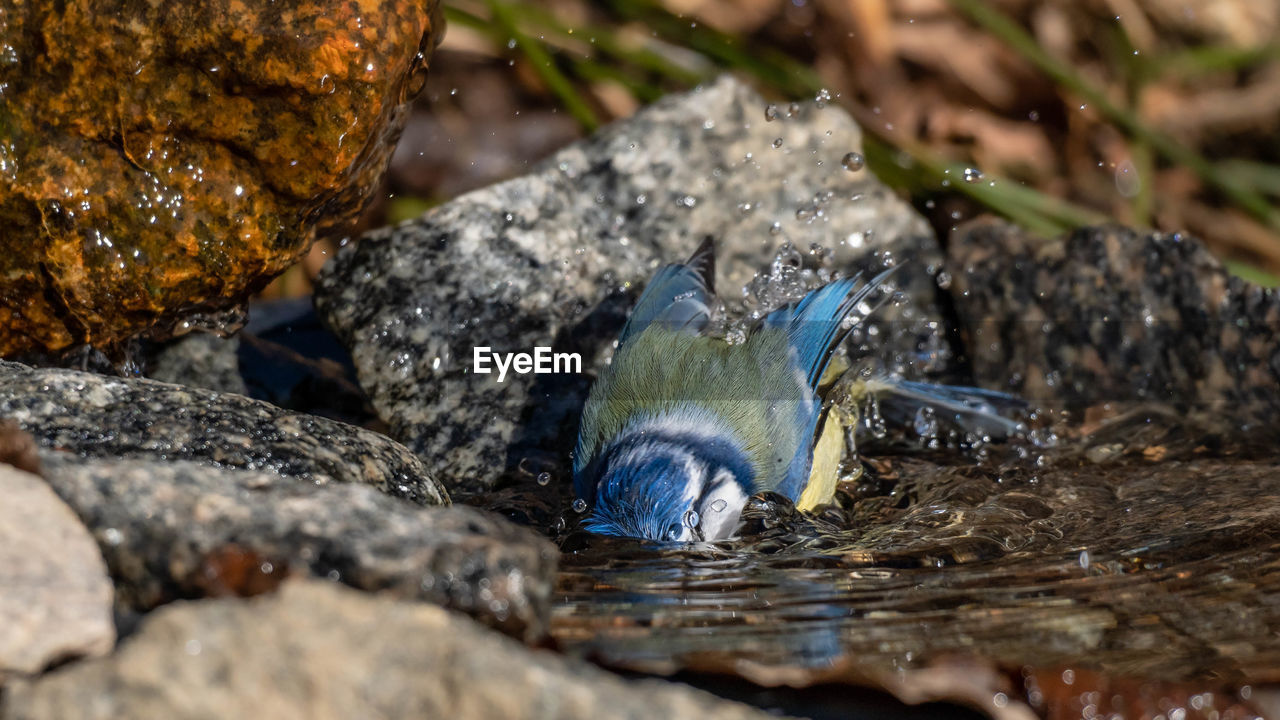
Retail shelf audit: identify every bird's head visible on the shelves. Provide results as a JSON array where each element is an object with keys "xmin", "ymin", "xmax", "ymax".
[{"xmin": 580, "ymin": 436, "xmax": 749, "ymax": 542}]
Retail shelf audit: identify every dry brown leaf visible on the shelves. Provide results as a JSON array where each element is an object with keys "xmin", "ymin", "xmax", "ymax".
[
  {"xmin": 1149, "ymin": 166, "xmax": 1202, "ymax": 231},
  {"xmin": 1143, "ymin": 445, "xmax": 1168, "ymax": 461},
  {"xmin": 590, "ymin": 80, "xmax": 641, "ymax": 119},
  {"xmin": 894, "ymin": 21, "xmax": 1020, "ymax": 107},
  {"xmin": 660, "ymin": 0, "xmax": 780, "ymax": 34},
  {"xmin": 1142, "ymin": 66, "xmax": 1280, "ymax": 137},
  {"xmin": 893, "ymin": 0, "xmax": 951, "ymax": 16},
  {"xmin": 1139, "ymin": 0, "xmax": 1280, "ymax": 47},
  {"xmin": 831, "ymin": 0, "xmax": 894, "ymax": 65},
  {"xmin": 1101, "ymin": 0, "xmax": 1158, "ymax": 51},
  {"xmin": 926, "ymin": 107, "xmax": 1059, "ymax": 180},
  {"xmin": 1181, "ymin": 204, "xmax": 1280, "ymax": 274},
  {"xmin": 437, "ymin": 23, "xmax": 499, "ymax": 57},
  {"xmin": 1030, "ymin": 3, "xmax": 1076, "ymax": 63}
]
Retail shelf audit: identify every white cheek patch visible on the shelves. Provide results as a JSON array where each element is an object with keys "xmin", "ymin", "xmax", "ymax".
[
  {"xmin": 698, "ymin": 471, "xmax": 749, "ymax": 540},
  {"xmin": 680, "ymin": 458, "xmax": 707, "ymax": 505}
]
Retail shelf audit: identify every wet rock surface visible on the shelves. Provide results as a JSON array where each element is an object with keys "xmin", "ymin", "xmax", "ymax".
[
  {"xmin": 0, "ymin": 463, "xmax": 114, "ymax": 677},
  {"xmin": 0, "ymin": 360, "xmax": 446, "ymax": 506},
  {"xmin": 1, "ymin": 579, "xmax": 782, "ymax": 720},
  {"xmin": 317, "ymin": 75, "xmax": 951, "ymax": 497},
  {"xmin": 37, "ymin": 455, "xmax": 556, "ymax": 640},
  {"xmin": 0, "ymin": 0, "xmax": 444, "ymax": 356},
  {"xmin": 947, "ymin": 220, "xmax": 1280, "ymax": 431}
]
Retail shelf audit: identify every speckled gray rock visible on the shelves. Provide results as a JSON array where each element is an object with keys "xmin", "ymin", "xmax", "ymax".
[
  {"xmin": 1, "ymin": 579, "xmax": 784, "ymax": 720},
  {"xmin": 37, "ymin": 455, "xmax": 555, "ymax": 640},
  {"xmin": 0, "ymin": 360, "xmax": 446, "ymax": 505},
  {"xmin": 947, "ymin": 220, "xmax": 1280, "ymax": 431},
  {"xmin": 0, "ymin": 464, "xmax": 114, "ymax": 677},
  {"xmin": 144, "ymin": 333, "xmax": 247, "ymax": 396},
  {"xmin": 316, "ymin": 75, "xmax": 949, "ymax": 496}
]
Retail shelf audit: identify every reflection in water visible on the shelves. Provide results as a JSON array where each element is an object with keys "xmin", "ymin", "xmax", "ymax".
[{"xmin": 548, "ymin": 412, "xmax": 1280, "ymax": 692}]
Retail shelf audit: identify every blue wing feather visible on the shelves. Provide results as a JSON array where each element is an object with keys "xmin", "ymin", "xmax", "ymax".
[
  {"xmin": 617, "ymin": 237, "xmax": 716, "ymax": 346},
  {"xmin": 763, "ymin": 266, "xmax": 897, "ymax": 389}
]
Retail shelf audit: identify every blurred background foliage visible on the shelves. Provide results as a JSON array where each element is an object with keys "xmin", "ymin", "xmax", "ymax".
[{"xmin": 264, "ymin": 0, "xmax": 1280, "ymax": 297}]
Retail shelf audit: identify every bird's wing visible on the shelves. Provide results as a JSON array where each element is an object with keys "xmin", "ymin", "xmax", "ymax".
[
  {"xmin": 761, "ymin": 265, "xmax": 899, "ymax": 389},
  {"xmin": 617, "ymin": 236, "xmax": 716, "ymax": 347}
]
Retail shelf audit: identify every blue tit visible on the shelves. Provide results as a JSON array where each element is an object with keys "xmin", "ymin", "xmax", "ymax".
[{"xmin": 572, "ymin": 237, "xmax": 896, "ymax": 542}]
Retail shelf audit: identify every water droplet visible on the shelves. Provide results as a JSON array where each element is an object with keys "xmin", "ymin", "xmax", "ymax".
[
  {"xmin": 1028, "ymin": 110, "xmax": 1040, "ymax": 121},
  {"xmin": 841, "ymin": 152, "xmax": 864, "ymax": 171},
  {"xmin": 572, "ymin": 498, "xmax": 587, "ymax": 513},
  {"xmin": 1114, "ymin": 159, "xmax": 1141, "ymax": 198},
  {"xmin": 1078, "ymin": 549, "xmax": 1090, "ymax": 569},
  {"xmin": 710, "ymin": 499, "xmax": 728, "ymax": 512},
  {"xmin": 814, "ymin": 88, "xmax": 832, "ymax": 108},
  {"xmin": 787, "ymin": 102, "xmax": 801, "ymax": 117},
  {"xmin": 935, "ymin": 270, "xmax": 952, "ymax": 289},
  {"xmin": 769, "ymin": 221, "xmax": 782, "ymax": 236},
  {"xmin": 913, "ymin": 405, "xmax": 939, "ymax": 439},
  {"xmin": 682, "ymin": 508, "xmax": 701, "ymax": 528},
  {"xmin": 536, "ymin": 472, "xmax": 551, "ymax": 486},
  {"xmin": 764, "ymin": 104, "xmax": 779, "ymax": 121},
  {"xmin": 963, "ymin": 167, "xmax": 984, "ymax": 183},
  {"xmin": 772, "ymin": 137, "xmax": 783, "ymax": 148}
]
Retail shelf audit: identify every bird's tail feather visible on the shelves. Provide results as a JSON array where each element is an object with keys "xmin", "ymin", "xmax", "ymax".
[{"xmin": 863, "ymin": 376, "xmax": 1028, "ymax": 439}]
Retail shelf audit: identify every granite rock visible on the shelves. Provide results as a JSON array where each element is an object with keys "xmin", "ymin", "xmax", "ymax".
[
  {"xmin": 0, "ymin": 464, "xmax": 114, "ymax": 677},
  {"xmin": 316, "ymin": 75, "xmax": 951, "ymax": 496},
  {"xmin": 0, "ymin": 361, "xmax": 446, "ymax": 506},
  {"xmin": 947, "ymin": 220, "xmax": 1280, "ymax": 431},
  {"xmin": 37, "ymin": 455, "xmax": 555, "ymax": 640},
  {"xmin": 145, "ymin": 333, "xmax": 248, "ymax": 397},
  {"xmin": 2, "ymin": 580, "xmax": 780, "ymax": 720},
  {"xmin": 0, "ymin": 0, "xmax": 444, "ymax": 356}
]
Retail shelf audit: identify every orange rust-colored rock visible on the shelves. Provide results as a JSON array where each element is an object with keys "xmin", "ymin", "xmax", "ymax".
[{"xmin": 0, "ymin": 0, "xmax": 443, "ymax": 356}]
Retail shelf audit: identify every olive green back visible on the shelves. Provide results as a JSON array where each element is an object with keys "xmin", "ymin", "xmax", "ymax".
[{"xmin": 576, "ymin": 326, "xmax": 811, "ymax": 490}]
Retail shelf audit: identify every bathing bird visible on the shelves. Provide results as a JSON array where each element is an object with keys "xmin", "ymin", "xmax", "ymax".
[{"xmin": 572, "ymin": 238, "xmax": 1020, "ymax": 541}]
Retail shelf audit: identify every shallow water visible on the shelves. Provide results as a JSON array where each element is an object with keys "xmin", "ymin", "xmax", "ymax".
[
  {"xmin": 458, "ymin": 242, "xmax": 1280, "ymax": 715},
  {"xmin": 544, "ymin": 411, "xmax": 1280, "ymax": 696}
]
